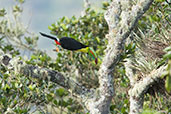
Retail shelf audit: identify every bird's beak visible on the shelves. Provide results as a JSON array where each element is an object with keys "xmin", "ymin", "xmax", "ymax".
[{"xmin": 39, "ymin": 32, "xmax": 61, "ymax": 45}]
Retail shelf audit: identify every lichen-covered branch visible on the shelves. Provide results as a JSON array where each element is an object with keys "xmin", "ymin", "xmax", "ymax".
[
  {"xmin": 124, "ymin": 58, "xmax": 136, "ymax": 86},
  {"xmin": 0, "ymin": 54, "xmax": 94, "ymax": 99},
  {"xmin": 128, "ymin": 65, "xmax": 166, "ymax": 114},
  {"xmin": 85, "ymin": 0, "xmax": 153, "ymax": 114}
]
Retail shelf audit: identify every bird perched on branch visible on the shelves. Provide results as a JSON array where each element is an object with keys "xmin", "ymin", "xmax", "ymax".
[{"xmin": 40, "ymin": 32, "xmax": 98, "ymax": 64}]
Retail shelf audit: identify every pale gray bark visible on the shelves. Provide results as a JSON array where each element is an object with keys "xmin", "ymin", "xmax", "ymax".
[
  {"xmin": 128, "ymin": 66, "xmax": 166, "ymax": 114},
  {"xmin": 85, "ymin": 0, "xmax": 153, "ymax": 113},
  {"xmin": 124, "ymin": 58, "xmax": 136, "ymax": 86},
  {"xmin": 124, "ymin": 55, "xmax": 166, "ymax": 114},
  {"xmin": 0, "ymin": 0, "xmax": 154, "ymax": 114}
]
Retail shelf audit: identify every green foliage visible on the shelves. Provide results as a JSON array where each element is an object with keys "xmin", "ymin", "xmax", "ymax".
[
  {"xmin": 56, "ymin": 88, "xmax": 68, "ymax": 97},
  {"xmin": 0, "ymin": 8, "xmax": 6, "ymax": 17},
  {"xmin": 141, "ymin": 109, "xmax": 161, "ymax": 114},
  {"xmin": 0, "ymin": 0, "xmax": 170, "ymax": 113},
  {"xmin": 143, "ymin": 93, "xmax": 171, "ymax": 114},
  {"xmin": 49, "ymin": 8, "xmax": 108, "ymax": 60},
  {"xmin": 0, "ymin": 0, "xmax": 38, "ymax": 53},
  {"xmin": 48, "ymin": 7, "xmax": 136, "ymax": 88},
  {"xmin": 0, "ymin": 37, "xmax": 20, "ymax": 57},
  {"xmin": 162, "ymin": 46, "xmax": 171, "ymax": 93},
  {"xmin": 135, "ymin": 0, "xmax": 171, "ymax": 113},
  {"xmin": 0, "ymin": 73, "xmax": 31, "ymax": 113},
  {"xmin": 52, "ymin": 88, "xmax": 83, "ymax": 113},
  {"xmin": 102, "ymin": 1, "xmax": 110, "ymax": 10},
  {"xmin": 18, "ymin": 0, "xmax": 25, "ymax": 4},
  {"xmin": 49, "ymin": 8, "xmax": 108, "ymax": 88},
  {"xmin": 26, "ymin": 51, "xmax": 52, "ymax": 67},
  {"xmin": 137, "ymin": 0, "xmax": 170, "ymax": 35},
  {"xmin": 121, "ymin": 42, "xmax": 136, "ymax": 62},
  {"xmin": 0, "ymin": 71, "xmax": 83, "ymax": 113},
  {"xmin": 13, "ymin": 5, "xmax": 23, "ymax": 13}
]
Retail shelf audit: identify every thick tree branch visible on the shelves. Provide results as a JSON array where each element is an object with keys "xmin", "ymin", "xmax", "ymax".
[
  {"xmin": 85, "ymin": 0, "xmax": 153, "ymax": 114},
  {"xmin": 124, "ymin": 58, "xmax": 136, "ymax": 86},
  {"xmin": 128, "ymin": 65, "xmax": 166, "ymax": 114}
]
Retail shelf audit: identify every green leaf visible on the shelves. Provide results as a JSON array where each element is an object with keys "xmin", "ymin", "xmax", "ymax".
[
  {"xmin": 164, "ymin": 46, "xmax": 171, "ymax": 52},
  {"xmin": 4, "ymin": 45, "xmax": 14, "ymax": 51},
  {"xmin": 151, "ymin": 15, "xmax": 160, "ymax": 22},
  {"xmin": 28, "ymin": 84, "xmax": 36, "ymax": 91},
  {"xmin": 19, "ymin": 0, "xmax": 25, "ymax": 3},
  {"xmin": 142, "ymin": 109, "xmax": 160, "ymax": 114},
  {"xmin": 163, "ymin": 52, "xmax": 171, "ymax": 59},
  {"xmin": 61, "ymin": 23, "xmax": 67, "ymax": 30},
  {"xmin": 1, "ymin": 96, "xmax": 7, "ymax": 106},
  {"xmin": 58, "ymin": 99, "xmax": 68, "ymax": 107},
  {"xmin": 15, "ymin": 83, "xmax": 19, "ymax": 88},
  {"xmin": 5, "ymin": 84, "xmax": 10, "ymax": 90},
  {"xmin": 0, "ymin": 72, "xmax": 3, "ymax": 78},
  {"xmin": 155, "ymin": 0, "xmax": 165, "ymax": 2},
  {"xmin": 110, "ymin": 104, "xmax": 116, "ymax": 111},
  {"xmin": 56, "ymin": 88, "xmax": 68, "ymax": 97},
  {"xmin": 53, "ymin": 99, "xmax": 58, "ymax": 106},
  {"xmin": 31, "ymin": 55, "xmax": 37, "ymax": 59},
  {"xmin": 14, "ymin": 100, "xmax": 18, "ymax": 105},
  {"xmin": 165, "ymin": 75, "xmax": 171, "ymax": 93},
  {"xmin": 102, "ymin": 1, "xmax": 110, "ymax": 7},
  {"xmin": 46, "ymin": 93, "xmax": 53, "ymax": 101},
  {"xmin": 0, "ymin": 8, "xmax": 6, "ymax": 17},
  {"xmin": 13, "ymin": 5, "xmax": 22, "ymax": 13},
  {"xmin": 102, "ymin": 1, "xmax": 110, "ymax": 10},
  {"xmin": 95, "ymin": 37, "xmax": 100, "ymax": 43},
  {"xmin": 25, "ymin": 37, "xmax": 33, "ymax": 45}
]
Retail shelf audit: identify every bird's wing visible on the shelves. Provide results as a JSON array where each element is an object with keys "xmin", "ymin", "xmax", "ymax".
[{"xmin": 60, "ymin": 37, "xmax": 88, "ymax": 50}]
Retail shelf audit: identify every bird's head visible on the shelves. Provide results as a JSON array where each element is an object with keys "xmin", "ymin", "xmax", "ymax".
[{"xmin": 39, "ymin": 32, "xmax": 61, "ymax": 45}]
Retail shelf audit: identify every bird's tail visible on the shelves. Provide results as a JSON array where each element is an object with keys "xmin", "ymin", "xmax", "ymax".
[
  {"xmin": 88, "ymin": 47, "xmax": 98, "ymax": 64},
  {"xmin": 77, "ymin": 47, "xmax": 98, "ymax": 64}
]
